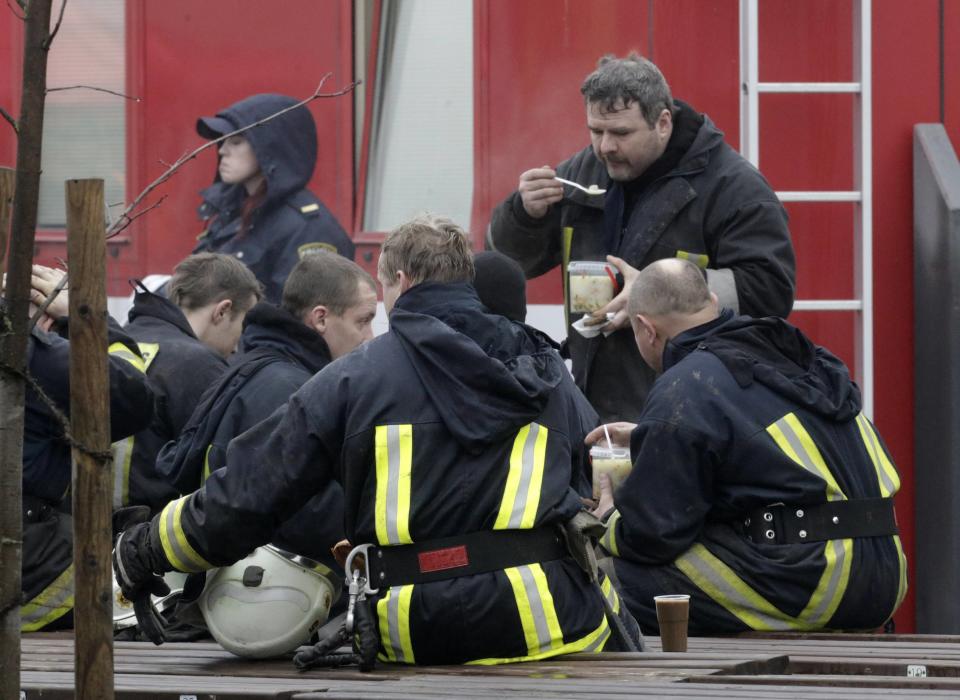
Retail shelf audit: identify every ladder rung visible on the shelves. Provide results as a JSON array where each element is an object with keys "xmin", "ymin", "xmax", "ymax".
[
  {"xmin": 793, "ymin": 300, "xmax": 863, "ymax": 312},
  {"xmin": 757, "ymin": 82, "xmax": 861, "ymax": 93},
  {"xmin": 776, "ymin": 191, "xmax": 861, "ymax": 203}
]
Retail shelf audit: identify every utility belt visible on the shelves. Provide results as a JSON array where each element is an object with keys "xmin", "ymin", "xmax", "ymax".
[
  {"xmin": 360, "ymin": 526, "xmax": 567, "ymax": 589},
  {"xmin": 23, "ymin": 494, "xmax": 58, "ymax": 525},
  {"xmin": 742, "ymin": 497, "xmax": 898, "ymax": 545}
]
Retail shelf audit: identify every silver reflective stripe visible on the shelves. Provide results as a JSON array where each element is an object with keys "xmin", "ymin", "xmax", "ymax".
[
  {"xmin": 518, "ymin": 564, "xmax": 556, "ymax": 652},
  {"xmin": 21, "ymin": 565, "xmax": 74, "ymax": 630},
  {"xmin": 162, "ymin": 503, "xmax": 197, "ymax": 571},
  {"xmin": 774, "ymin": 417, "xmax": 842, "ymax": 501},
  {"xmin": 858, "ymin": 414, "xmax": 897, "ymax": 496},
  {"xmin": 507, "ymin": 424, "xmax": 542, "ymax": 529},
  {"xmin": 112, "ymin": 436, "xmax": 134, "ymax": 508},
  {"xmin": 385, "ymin": 425, "xmax": 402, "ymax": 544},
  {"xmin": 387, "ymin": 587, "xmax": 410, "ymax": 663},
  {"xmin": 804, "ymin": 538, "xmax": 848, "ymax": 625},
  {"xmin": 582, "ymin": 623, "xmax": 611, "ymax": 653}
]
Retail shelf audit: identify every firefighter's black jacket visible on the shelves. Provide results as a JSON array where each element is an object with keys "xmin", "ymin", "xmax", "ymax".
[
  {"xmin": 602, "ymin": 310, "xmax": 907, "ymax": 634},
  {"xmin": 149, "ymin": 283, "xmax": 611, "ymax": 664},
  {"xmin": 119, "ymin": 288, "xmax": 227, "ymax": 512}
]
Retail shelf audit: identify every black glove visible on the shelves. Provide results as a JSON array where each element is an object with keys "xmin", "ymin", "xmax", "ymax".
[{"xmin": 113, "ymin": 521, "xmax": 170, "ymax": 645}]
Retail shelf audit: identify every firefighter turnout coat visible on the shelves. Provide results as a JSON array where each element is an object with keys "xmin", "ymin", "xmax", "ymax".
[
  {"xmin": 148, "ymin": 282, "xmax": 616, "ymax": 664},
  {"xmin": 601, "ymin": 310, "xmax": 908, "ymax": 634}
]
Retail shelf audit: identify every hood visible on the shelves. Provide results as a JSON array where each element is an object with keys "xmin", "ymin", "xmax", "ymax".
[
  {"xmin": 664, "ymin": 309, "xmax": 861, "ymax": 421},
  {"xmin": 198, "ymin": 93, "xmax": 317, "ymax": 210},
  {"xmin": 237, "ymin": 302, "xmax": 331, "ymax": 374},
  {"xmin": 672, "ymin": 100, "xmax": 725, "ymax": 175},
  {"xmin": 390, "ymin": 282, "xmax": 565, "ymax": 453},
  {"xmin": 126, "ymin": 286, "xmax": 197, "ymax": 340}
]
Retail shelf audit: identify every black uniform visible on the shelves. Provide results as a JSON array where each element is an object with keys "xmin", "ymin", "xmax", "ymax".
[
  {"xmin": 601, "ymin": 310, "xmax": 908, "ymax": 634},
  {"xmin": 490, "ymin": 101, "xmax": 795, "ymax": 422},
  {"xmin": 155, "ymin": 302, "xmax": 344, "ymax": 569},
  {"xmin": 146, "ymin": 283, "xmax": 622, "ymax": 664},
  {"xmin": 22, "ymin": 317, "xmax": 154, "ymax": 631},
  {"xmin": 193, "ymin": 93, "xmax": 354, "ymax": 303},
  {"xmin": 117, "ymin": 287, "xmax": 227, "ymax": 513}
]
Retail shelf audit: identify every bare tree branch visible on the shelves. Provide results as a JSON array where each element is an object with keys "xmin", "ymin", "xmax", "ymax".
[
  {"xmin": 42, "ymin": 0, "xmax": 66, "ymax": 48},
  {"xmin": 46, "ymin": 84, "xmax": 140, "ymax": 101},
  {"xmin": 26, "ymin": 266, "xmax": 69, "ymax": 332},
  {"xmin": 106, "ymin": 73, "xmax": 359, "ymax": 238},
  {"xmin": 104, "ymin": 195, "xmax": 166, "ymax": 239},
  {"xmin": 5, "ymin": 0, "xmax": 24, "ymax": 20},
  {"xmin": 0, "ymin": 106, "xmax": 16, "ymax": 134}
]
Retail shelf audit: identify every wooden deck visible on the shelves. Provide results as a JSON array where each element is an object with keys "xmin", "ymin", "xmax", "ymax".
[{"xmin": 19, "ymin": 632, "xmax": 960, "ymax": 698}]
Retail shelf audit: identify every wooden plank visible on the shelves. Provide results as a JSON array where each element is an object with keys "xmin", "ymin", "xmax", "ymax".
[{"xmin": 687, "ymin": 673, "xmax": 960, "ymax": 690}]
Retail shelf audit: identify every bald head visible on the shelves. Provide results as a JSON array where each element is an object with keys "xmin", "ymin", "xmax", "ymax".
[{"xmin": 628, "ymin": 258, "xmax": 713, "ymax": 319}]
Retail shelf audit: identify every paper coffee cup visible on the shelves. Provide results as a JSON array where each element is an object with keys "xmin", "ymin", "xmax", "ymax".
[
  {"xmin": 590, "ymin": 446, "xmax": 632, "ymax": 500},
  {"xmin": 654, "ymin": 594, "xmax": 690, "ymax": 652}
]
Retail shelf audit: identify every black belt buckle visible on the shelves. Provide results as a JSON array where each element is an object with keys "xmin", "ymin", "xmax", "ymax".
[{"xmin": 744, "ymin": 502, "xmax": 785, "ymax": 544}]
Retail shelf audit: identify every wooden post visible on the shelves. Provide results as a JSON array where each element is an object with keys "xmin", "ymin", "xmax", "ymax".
[
  {"xmin": 66, "ymin": 178, "xmax": 114, "ymax": 700},
  {"xmin": 0, "ymin": 1, "xmax": 55, "ymax": 697},
  {"xmin": 0, "ymin": 167, "xmax": 13, "ymax": 278}
]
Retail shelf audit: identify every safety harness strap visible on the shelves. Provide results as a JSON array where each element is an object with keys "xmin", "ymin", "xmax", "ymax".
[
  {"xmin": 368, "ymin": 527, "xmax": 566, "ymax": 588},
  {"xmin": 743, "ymin": 497, "xmax": 897, "ymax": 544}
]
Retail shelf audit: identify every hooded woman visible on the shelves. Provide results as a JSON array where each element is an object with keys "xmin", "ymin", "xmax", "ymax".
[{"xmin": 193, "ymin": 93, "xmax": 355, "ymax": 303}]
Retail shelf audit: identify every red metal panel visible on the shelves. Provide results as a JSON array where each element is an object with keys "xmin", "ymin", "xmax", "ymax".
[
  {"xmin": 946, "ymin": 0, "xmax": 960, "ymax": 146},
  {"xmin": 0, "ymin": 6, "xmax": 21, "ymax": 173}
]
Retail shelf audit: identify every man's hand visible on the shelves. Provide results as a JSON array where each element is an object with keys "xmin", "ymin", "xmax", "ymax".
[
  {"xmin": 589, "ymin": 472, "xmax": 615, "ymax": 520},
  {"xmin": 518, "ymin": 166, "xmax": 564, "ymax": 219},
  {"xmin": 588, "ymin": 255, "xmax": 641, "ymax": 331},
  {"xmin": 585, "ymin": 421, "xmax": 637, "ymax": 448},
  {"xmin": 113, "ymin": 521, "xmax": 170, "ymax": 645},
  {"xmin": 30, "ymin": 265, "xmax": 69, "ymax": 320}
]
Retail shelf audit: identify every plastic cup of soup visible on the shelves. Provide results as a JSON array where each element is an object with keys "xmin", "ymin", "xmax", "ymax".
[
  {"xmin": 590, "ymin": 445, "xmax": 632, "ymax": 500},
  {"xmin": 568, "ymin": 261, "xmax": 616, "ymax": 314}
]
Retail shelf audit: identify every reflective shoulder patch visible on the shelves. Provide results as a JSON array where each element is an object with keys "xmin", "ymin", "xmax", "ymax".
[
  {"xmin": 298, "ymin": 242, "xmax": 338, "ymax": 259},
  {"xmin": 300, "ymin": 203, "xmax": 321, "ymax": 216},
  {"xmin": 136, "ymin": 342, "xmax": 160, "ymax": 372}
]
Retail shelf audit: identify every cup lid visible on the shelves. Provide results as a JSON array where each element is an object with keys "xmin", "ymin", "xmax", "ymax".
[
  {"xmin": 568, "ymin": 261, "xmax": 615, "ymax": 275},
  {"xmin": 590, "ymin": 445, "xmax": 630, "ymax": 459}
]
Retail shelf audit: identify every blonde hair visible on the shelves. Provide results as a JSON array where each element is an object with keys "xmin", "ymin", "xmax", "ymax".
[{"xmin": 378, "ymin": 214, "xmax": 474, "ymax": 285}]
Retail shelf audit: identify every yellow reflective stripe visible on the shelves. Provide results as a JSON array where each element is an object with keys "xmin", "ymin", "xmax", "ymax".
[
  {"xmin": 202, "ymin": 444, "xmax": 214, "ymax": 483},
  {"xmin": 798, "ymin": 537, "xmax": 853, "ymax": 627},
  {"xmin": 494, "ymin": 423, "xmax": 548, "ymax": 530},
  {"xmin": 21, "ymin": 564, "xmax": 74, "ymax": 632},
  {"xmin": 503, "ymin": 564, "xmax": 563, "ymax": 656},
  {"xmin": 376, "ymin": 585, "xmax": 415, "ymax": 664},
  {"xmin": 374, "ymin": 425, "xmax": 414, "ymax": 545},
  {"xmin": 158, "ymin": 496, "xmax": 212, "ymax": 572},
  {"xmin": 467, "ymin": 616, "xmax": 610, "ymax": 665},
  {"xmin": 111, "ymin": 435, "xmax": 135, "ymax": 507},
  {"xmin": 108, "ymin": 342, "xmax": 146, "ymax": 373},
  {"xmin": 676, "ymin": 250, "xmax": 709, "ymax": 268},
  {"xmin": 767, "ymin": 413, "xmax": 845, "ymax": 501},
  {"xmin": 893, "ymin": 535, "xmax": 909, "ymax": 611},
  {"xmin": 599, "ymin": 510, "xmax": 621, "ymax": 557},
  {"xmin": 855, "ymin": 413, "xmax": 900, "ymax": 496},
  {"xmin": 600, "ymin": 574, "xmax": 621, "ymax": 614},
  {"xmin": 135, "ymin": 342, "xmax": 159, "ymax": 371}
]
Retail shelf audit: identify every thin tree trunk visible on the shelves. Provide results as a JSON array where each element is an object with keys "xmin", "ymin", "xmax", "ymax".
[
  {"xmin": 0, "ymin": 1, "xmax": 55, "ymax": 697},
  {"xmin": 0, "ymin": 167, "xmax": 14, "ymax": 278}
]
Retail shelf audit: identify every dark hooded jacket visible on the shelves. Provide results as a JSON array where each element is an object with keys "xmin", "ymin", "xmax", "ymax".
[
  {"xmin": 602, "ymin": 310, "xmax": 907, "ymax": 635},
  {"xmin": 146, "ymin": 283, "xmax": 615, "ymax": 664},
  {"xmin": 118, "ymin": 288, "xmax": 227, "ymax": 513},
  {"xmin": 193, "ymin": 93, "xmax": 354, "ymax": 303},
  {"xmin": 490, "ymin": 101, "xmax": 795, "ymax": 423},
  {"xmin": 154, "ymin": 301, "xmax": 343, "ymax": 569}
]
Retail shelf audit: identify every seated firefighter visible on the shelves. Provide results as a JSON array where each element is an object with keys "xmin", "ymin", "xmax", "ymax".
[
  {"xmin": 117, "ymin": 253, "xmax": 262, "ymax": 514},
  {"xmin": 588, "ymin": 258, "xmax": 907, "ymax": 634},
  {"xmin": 16, "ymin": 266, "xmax": 154, "ymax": 632},
  {"xmin": 114, "ymin": 214, "xmax": 640, "ymax": 665}
]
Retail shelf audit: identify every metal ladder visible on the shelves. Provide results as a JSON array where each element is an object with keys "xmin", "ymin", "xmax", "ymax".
[{"xmin": 739, "ymin": 0, "xmax": 873, "ymax": 416}]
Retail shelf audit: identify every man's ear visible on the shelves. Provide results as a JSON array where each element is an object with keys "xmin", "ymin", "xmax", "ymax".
[
  {"xmin": 308, "ymin": 304, "xmax": 329, "ymax": 334},
  {"xmin": 656, "ymin": 108, "xmax": 672, "ymax": 140},
  {"xmin": 397, "ymin": 270, "xmax": 414, "ymax": 294},
  {"xmin": 212, "ymin": 298, "xmax": 233, "ymax": 325},
  {"xmin": 637, "ymin": 313, "xmax": 658, "ymax": 344}
]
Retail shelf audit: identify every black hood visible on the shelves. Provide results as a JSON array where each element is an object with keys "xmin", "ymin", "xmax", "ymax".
[
  {"xmin": 237, "ymin": 302, "xmax": 331, "ymax": 374},
  {"xmin": 126, "ymin": 286, "xmax": 197, "ymax": 340},
  {"xmin": 664, "ymin": 309, "xmax": 861, "ymax": 421},
  {"xmin": 198, "ymin": 93, "xmax": 317, "ymax": 211},
  {"xmin": 390, "ymin": 282, "xmax": 565, "ymax": 453}
]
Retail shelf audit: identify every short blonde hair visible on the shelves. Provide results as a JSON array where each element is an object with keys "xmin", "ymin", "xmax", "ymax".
[{"xmin": 378, "ymin": 214, "xmax": 474, "ymax": 286}]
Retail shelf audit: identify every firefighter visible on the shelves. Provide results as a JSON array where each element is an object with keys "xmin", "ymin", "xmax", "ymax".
[
  {"xmin": 192, "ymin": 93, "xmax": 355, "ymax": 303},
  {"xmin": 17, "ymin": 266, "xmax": 154, "ymax": 632},
  {"xmin": 154, "ymin": 251, "xmax": 377, "ymax": 570},
  {"xmin": 115, "ymin": 214, "xmax": 638, "ymax": 664},
  {"xmin": 117, "ymin": 253, "xmax": 262, "ymax": 514},
  {"xmin": 588, "ymin": 258, "xmax": 907, "ymax": 634}
]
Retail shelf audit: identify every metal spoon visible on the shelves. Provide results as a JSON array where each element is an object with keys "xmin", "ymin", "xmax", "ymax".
[{"xmin": 555, "ymin": 177, "xmax": 606, "ymax": 196}]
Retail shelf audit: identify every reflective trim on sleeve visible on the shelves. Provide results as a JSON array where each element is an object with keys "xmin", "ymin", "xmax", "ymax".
[
  {"xmin": 504, "ymin": 564, "xmax": 563, "ymax": 657},
  {"xmin": 108, "ymin": 342, "xmax": 147, "ymax": 373},
  {"xmin": 21, "ymin": 564, "xmax": 74, "ymax": 632},
  {"xmin": 376, "ymin": 584, "xmax": 415, "ymax": 664},
  {"xmin": 111, "ymin": 435, "xmax": 134, "ymax": 508},
  {"xmin": 766, "ymin": 412, "xmax": 845, "ymax": 501},
  {"xmin": 600, "ymin": 573, "xmax": 621, "ymax": 615},
  {"xmin": 374, "ymin": 425, "xmax": 414, "ymax": 545},
  {"xmin": 599, "ymin": 510, "xmax": 621, "ymax": 557},
  {"xmin": 676, "ymin": 250, "xmax": 710, "ymax": 268},
  {"xmin": 494, "ymin": 423, "xmax": 548, "ymax": 530},
  {"xmin": 855, "ymin": 413, "xmax": 901, "ymax": 497},
  {"xmin": 202, "ymin": 444, "xmax": 215, "ymax": 484},
  {"xmin": 158, "ymin": 496, "xmax": 212, "ymax": 572}
]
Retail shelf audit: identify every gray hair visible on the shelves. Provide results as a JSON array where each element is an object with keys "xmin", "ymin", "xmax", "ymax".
[
  {"xmin": 628, "ymin": 258, "xmax": 711, "ymax": 318},
  {"xmin": 580, "ymin": 52, "xmax": 674, "ymax": 127}
]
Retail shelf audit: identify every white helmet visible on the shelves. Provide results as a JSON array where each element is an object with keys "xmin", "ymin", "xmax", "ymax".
[
  {"xmin": 113, "ymin": 571, "xmax": 188, "ymax": 631},
  {"xmin": 198, "ymin": 545, "xmax": 341, "ymax": 659}
]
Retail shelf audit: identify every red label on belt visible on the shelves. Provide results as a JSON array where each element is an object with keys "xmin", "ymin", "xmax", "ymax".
[{"xmin": 418, "ymin": 545, "xmax": 469, "ymax": 573}]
